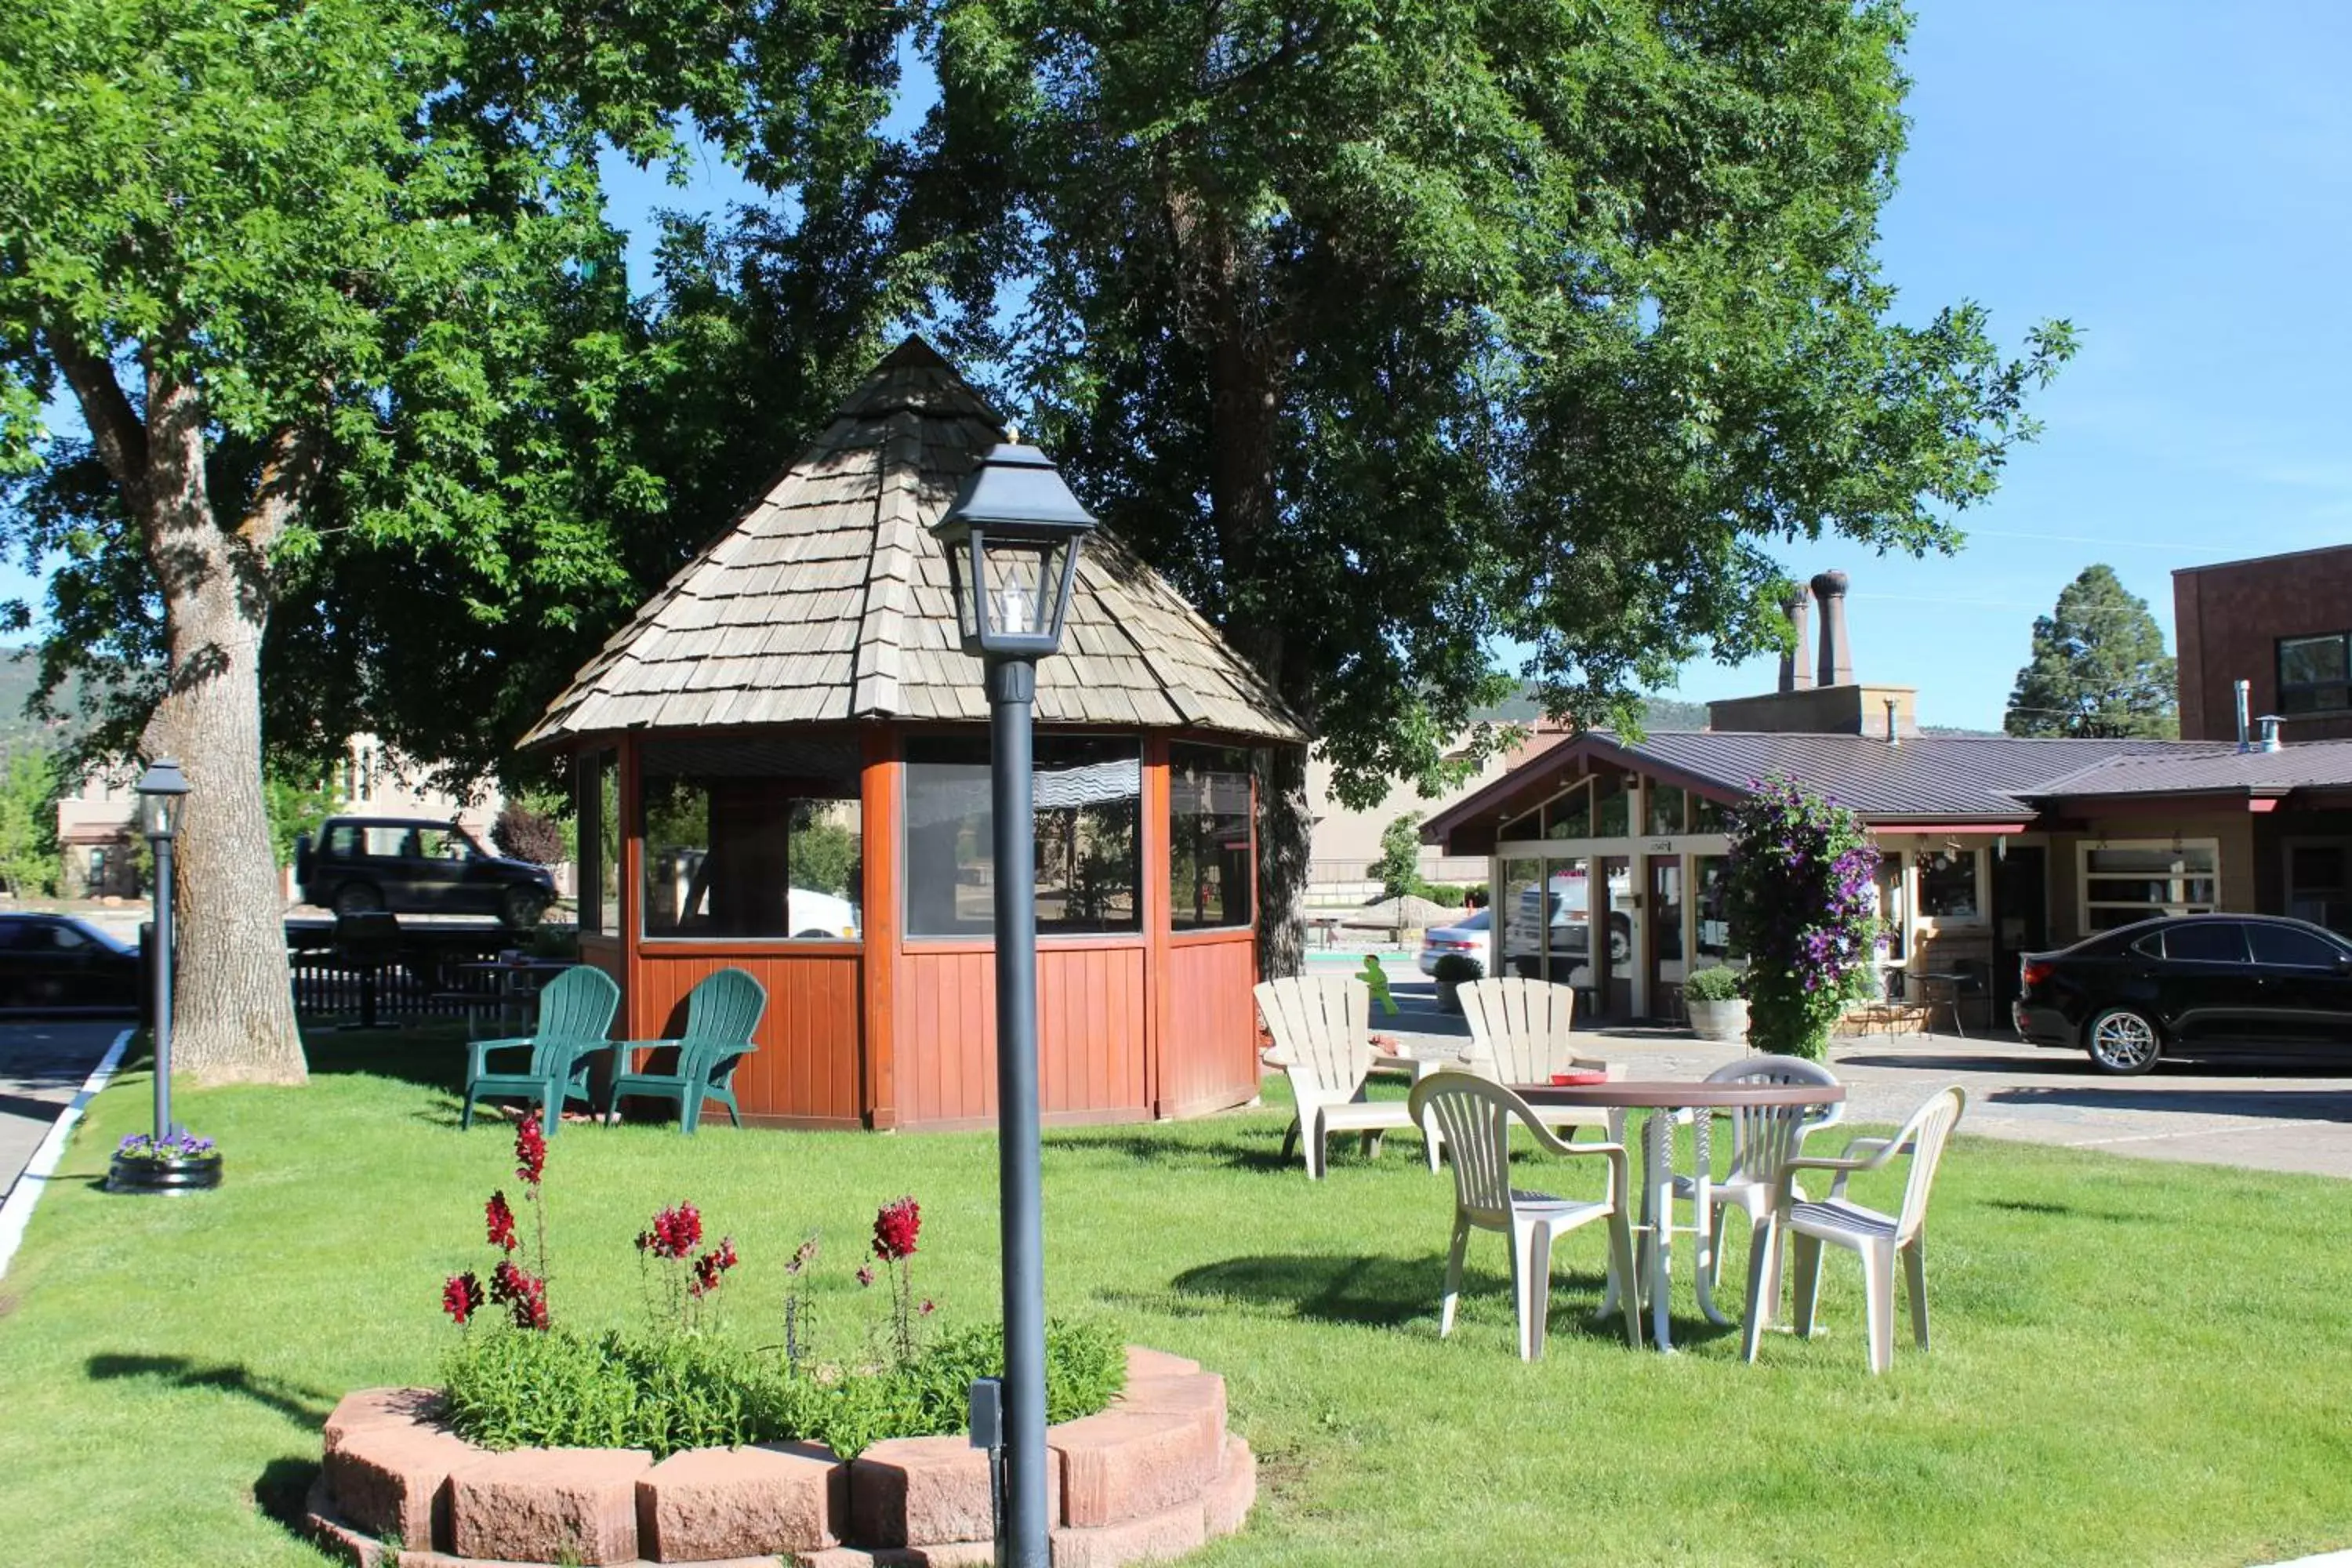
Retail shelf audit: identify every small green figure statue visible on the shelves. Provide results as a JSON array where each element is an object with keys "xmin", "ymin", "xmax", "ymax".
[{"xmin": 1358, "ymin": 954, "xmax": 1398, "ymax": 1016}]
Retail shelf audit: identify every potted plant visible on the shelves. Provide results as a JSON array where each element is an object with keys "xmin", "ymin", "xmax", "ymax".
[
  {"xmin": 1432, "ymin": 952, "xmax": 1483, "ymax": 1013},
  {"xmin": 1722, "ymin": 774, "xmax": 1882, "ymax": 1060},
  {"xmin": 1682, "ymin": 966, "xmax": 1749, "ymax": 1044},
  {"xmin": 107, "ymin": 1130, "xmax": 222, "ymax": 1194}
]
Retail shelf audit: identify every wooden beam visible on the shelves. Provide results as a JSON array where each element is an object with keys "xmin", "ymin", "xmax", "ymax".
[
  {"xmin": 859, "ymin": 728, "xmax": 902, "ymax": 1130},
  {"xmin": 1142, "ymin": 735, "xmax": 1171, "ymax": 1118}
]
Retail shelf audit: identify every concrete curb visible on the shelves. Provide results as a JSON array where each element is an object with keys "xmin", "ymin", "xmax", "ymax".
[{"xmin": 0, "ymin": 1025, "xmax": 133, "ymax": 1281}]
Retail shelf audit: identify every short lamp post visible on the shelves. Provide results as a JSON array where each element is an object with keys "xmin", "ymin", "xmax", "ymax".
[
  {"xmin": 931, "ymin": 436, "xmax": 1096, "ymax": 1568},
  {"xmin": 136, "ymin": 758, "xmax": 191, "ymax": 1143}
]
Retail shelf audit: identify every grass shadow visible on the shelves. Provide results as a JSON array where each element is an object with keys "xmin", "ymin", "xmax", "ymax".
[
  {"xmin": 254, "ymin": 1455, "xmax": 324, "ymax": 1546},
  {"xmin": 86, "ymin": 1352, "xmax": 337, "ymax": 1430},
  {"xmin": 1156, "ymin": 1251, "xmax": 1638, "ymax": 1342}
]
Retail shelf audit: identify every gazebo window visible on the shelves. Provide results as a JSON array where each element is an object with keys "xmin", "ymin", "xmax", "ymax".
[
  {"xmin": 577, "ymin": 750, "xmax": 619, "ymax": 935},
  {"xmin": 905, "ymin": 735, "xmax": 1142, "ymax": 937},
  {"xmin": 1171, "ymin": 744, "xmax": 1255, "ymax": 931},
  {"xmin": 639, "ymin": 739, "xmax": 863, "ymax": 940}
]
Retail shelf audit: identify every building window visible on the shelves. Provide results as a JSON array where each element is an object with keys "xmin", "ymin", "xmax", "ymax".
[
  {"xmin": 1695, "ymin": 854, "xmax": 1733, "ymax": 962},
  {"xmin": 2079, "ymin": 840, "xmax": 2219, "ymax": 932},
  {"xmin": 1592, "ymin": 775, "xmax": 1630, "ymax": 838},
  {"xmin": 905, "ymin": 735, "xmax": 1140, "ymax": 938},
  {"xmin": 2279, "ymin": 633, "xmax": 2351, "ymax": 715},
  {"xmin": 1874, "ymin": 853, "xmax": 1907, "ymax": 962},
  {"xmin": 1498, "ymin": 806, "xmax": 1541, "ymax": 842},
  {"xmin": 1690, "ymin": 796, "xmax": 1729, "ymax": 834},
  {"xmin": 640, "ymin": 739, "xmax": 862, "ymax": 940},
  {"xmin": 1646, "ymin": 784, "xmax": 1685, "ymax": 837},
  {"xmin": 1917, "ymin": 848, "xmax": 1981, "ymax": 920},
  {"xmin": 2286, "ymin": 842, "xmax": 2352, "ymax": 936},
  {"xmin": 1544, "ymin": 780, "xmax": 1590, "ymax": 840},
  {"xmin": 1499, "ymin": 858, "xmax": 1542, "ymax": 977},
  {"xmin": 1170, "ymin": 745, "xmax": 1254, "ymax": 931}
]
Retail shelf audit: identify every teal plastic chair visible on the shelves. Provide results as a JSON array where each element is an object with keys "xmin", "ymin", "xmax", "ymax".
[
  {"xmin": 604, "ymin": 967, "xmax": 766, "ymax": 1134},
  {"xmin": 460, "ymin": 966, "xmax": 620, "ymax": 1136}
]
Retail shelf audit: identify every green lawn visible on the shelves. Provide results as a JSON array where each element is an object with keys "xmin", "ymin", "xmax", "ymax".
[{"xmin": 4, "ymin": 1029, "xmax": 2350, "ymax": 1567}]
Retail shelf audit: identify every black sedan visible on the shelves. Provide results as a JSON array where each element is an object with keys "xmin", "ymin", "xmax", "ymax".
[
  {"xmin": 2013, "ymin": 914, "xmax": 2352, "ymax": 1074},
  {"xmin": 0, "ymin": 913, "xmax": 141, "ymax": 1013}
]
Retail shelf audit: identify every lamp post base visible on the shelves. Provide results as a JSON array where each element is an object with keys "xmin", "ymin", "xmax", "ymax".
[{"xmin": 106, "ymin": 1153, "xmax": 223, "ymax": 1194}]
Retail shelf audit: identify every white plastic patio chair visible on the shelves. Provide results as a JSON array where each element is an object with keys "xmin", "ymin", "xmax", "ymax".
[
  {"xmin": 1742, "ymin": 1085, "xmax": 1967, "ymax": 1374},
  {"xmin": 1407, "ymin": 1069, "xmax": 1642, "ymax": 1359},
  {"xmin": 1255, "ymin": 975, "xmax": 1425, "ymax": 1179},
  {"xmin": 1456, "ymin": 977, "xmax": 1624, "ymax": 1142},
  {"xmin": 1686, "ymin": 1055, "xmax": 1846, "ymax": 1297}
]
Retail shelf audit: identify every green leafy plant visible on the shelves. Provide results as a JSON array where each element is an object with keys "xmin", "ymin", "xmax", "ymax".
[
  {"xmin": 1724, "ymin": 775, "xmax": 1881, "ymax": 1058},
  {"xmin": 1431, "ymin": 953, "xmax": 1483, "ymax": 985},
  {"xmin": 441, "ymin": 1318, "xmax": 1124, "ymax": 1460},
  {"xmin": 1682, "ymin": 966, "xmax": 1743, "ymax": 1003}
]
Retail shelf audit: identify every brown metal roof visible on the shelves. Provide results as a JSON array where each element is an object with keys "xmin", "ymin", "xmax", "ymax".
[
  {"xmin": 2018, "ymin": 738, "xmax": 2352, "ymax": 800},
  {"xmin": 523, "ymin": 338, "xmax": 1305, "ymax": 748},
  {"xmin": 1424, "ymin": 729, "xmax": 2219, "ymax": 850}
]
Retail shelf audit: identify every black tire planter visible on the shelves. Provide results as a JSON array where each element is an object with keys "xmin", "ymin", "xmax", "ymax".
[{"xmin": 107, "ymin": 1153, "xmax": 223, "ymax": 1193}]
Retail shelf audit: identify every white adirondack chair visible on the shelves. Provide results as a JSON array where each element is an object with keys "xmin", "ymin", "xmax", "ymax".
[
  {"xmin": 1743, "ymin": 1085, "xmax": 1967, "ymax": 1374},
  {"xmin": 1254, "ymin": 975, "xmax": 1424, "ymax": 1179},
  {"xmin": 1456, "ymin": 977, "xmax": 1623, "ymax": 1141},
  {"xmin": 1687, "ymin": 1054, "xmax": 1846, "ymax": 1294},
  {"xmin": 1407, "ymin": 1070, "xmax": 1642, "ymax": 1359}
]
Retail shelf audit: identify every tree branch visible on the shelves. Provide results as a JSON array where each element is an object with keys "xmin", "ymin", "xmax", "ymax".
[
  {"xmin": 44, "ymin": 328, "xmax": 149, "ymax": 511},
  {"xmin": 238, "ymin": 412, "xmax": 328, "ymax": 552}
]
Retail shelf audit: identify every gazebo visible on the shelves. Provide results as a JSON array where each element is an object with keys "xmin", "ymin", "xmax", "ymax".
[{"xmin": 522, "ymin": 339, "xmax": 1306, "ymax": 1131}]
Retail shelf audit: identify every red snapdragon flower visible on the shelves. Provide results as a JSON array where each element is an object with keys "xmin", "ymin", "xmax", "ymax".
[
  {"xmin": 485, "ymin": 1191, "xmax": 518, "ymax": 1252},
  {"xmin": 688, "ymin": 1237, "xmax": 739, "ymax": 1298},
  {"xmin": 636, "ymin": 1203, "xmax": 703, "ymax": 1261},
  {"xmin": 856, "ymin": 1265, "xmax": 875, "ymax": 1287},
  {"xmin": 489, "ymin": 1260, "xmax": 550, "ymax": 1330},
  {"xmin": 872, "ymin": 1196, "xmax": 920, "ymax": 1262},
  {"xmin": 442, "ymin": 1272, "xmax": 485, "ymax": 1326},
  {"xmin": 514, "ymin": 1117, "xmax": 547, "ymax": 1186}
]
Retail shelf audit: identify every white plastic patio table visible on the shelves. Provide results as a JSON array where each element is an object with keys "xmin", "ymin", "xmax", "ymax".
[{"xmin": 1512, "ymin": 1080, "xmax": 1848, "ymax": 1352}]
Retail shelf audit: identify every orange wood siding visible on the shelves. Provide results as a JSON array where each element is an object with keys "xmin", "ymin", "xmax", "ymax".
[
  {"xmin": 630, "ymin": 950, "xmax": 864, "ymax": 1128},
  {"xmin": 859, "ymin": 731, "xmax": 902, "ymax": 1128},
  {"xmin": 1161, "ymin": 935, "xmax": 1261, "ymax": 1118},
  {"xmin": 898, "ymin": 943, "xmax": 1150, "ymax": 1127}
]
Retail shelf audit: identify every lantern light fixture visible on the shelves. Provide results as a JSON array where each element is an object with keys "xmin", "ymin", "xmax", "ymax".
[
  {"xmin": 931, "ymin": 438, "xmax": 1098, "ymax": 661},
  {"xmin": 136, "ymin": 757, "xmax": 191, "ymax": 842}
]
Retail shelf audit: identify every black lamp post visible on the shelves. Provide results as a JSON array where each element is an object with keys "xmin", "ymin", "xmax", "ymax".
[
  {"xmin": 136, "ymin": 758, "xmax": 191, "ymax": 1143},
  {"xmin": 931, "ymin": 436, "xmax": 1096, "ymax": 1568}
]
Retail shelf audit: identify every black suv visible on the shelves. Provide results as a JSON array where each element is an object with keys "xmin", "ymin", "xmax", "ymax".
[
  {"xmin": 2014, "ymin": 913, "xmax": 2352, "ymax": 1073},
  {"xmin": 296, "ymin": 816, "xmax": 556, "ymax": 928}
]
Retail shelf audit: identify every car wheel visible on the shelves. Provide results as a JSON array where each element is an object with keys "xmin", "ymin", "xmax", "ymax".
[
  {"xmin": 499, "ymin": 887, "xmax": 550, "ymax": 930},
  {"xmin": 2085, "ymin": 1007, "xmax": 2163, "ymax": 1075},
  {"xmin": 1607, "ymin": 914, "xmax": 1633, "ymax": 968},
  {"xmin": 332, "ymin": 883, "xmax": 383, "ymax": 917}
]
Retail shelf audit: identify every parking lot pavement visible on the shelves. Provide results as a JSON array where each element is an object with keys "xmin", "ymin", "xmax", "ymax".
[
  {"xmin": 0, "ymin": 1021, "xmax": 130, "ymax": 1204},
  {"xmin": 1375, "ymin": 998, "xmax": 2352, "ymax": 1181}
]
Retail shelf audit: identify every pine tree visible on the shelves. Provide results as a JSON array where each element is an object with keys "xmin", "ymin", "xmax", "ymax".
[{"xmin": 2004, "ymin": 566, "xmax": 2179, "ymax": 738}]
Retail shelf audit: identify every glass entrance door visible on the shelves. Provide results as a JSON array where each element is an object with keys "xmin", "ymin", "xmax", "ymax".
[
  {"xmin": 1648, "ymin": 856, "xmax": 1686, "ymax": 1022},
  {"xmin": 1599, "ymin": 855, "xmax": 1635, "ymax": 1020}
]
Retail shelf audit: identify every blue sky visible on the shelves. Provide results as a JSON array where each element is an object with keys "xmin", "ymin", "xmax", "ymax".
[{"xmin": 591, "ymin": 3, "xmax": 2352, "ymax": 731}]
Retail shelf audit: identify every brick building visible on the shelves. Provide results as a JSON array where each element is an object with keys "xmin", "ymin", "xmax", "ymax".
[{"xmin": 2175, "ymin": 543, "xmax": 2352, "ymax": 744}]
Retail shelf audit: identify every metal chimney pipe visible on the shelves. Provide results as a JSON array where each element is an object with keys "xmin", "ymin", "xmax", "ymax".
[
  {"xmin": 1810, "ymin": 569, "xmax": 1853, "ymax": 687},
  {"xmin": 1777, "ymin": 587, "xmax": 1815, "ymax": 693},
  {"xmin": 2259, "ymin": 714, "xmax": 2283, "ymax": 753},
  {"xmin": 1885, "ymin": 696, "xmax": 1900, "ymax": 746},
  {"xmin": 2234, "ymin": 679, "xmax": 2252, "ymax": 753}
]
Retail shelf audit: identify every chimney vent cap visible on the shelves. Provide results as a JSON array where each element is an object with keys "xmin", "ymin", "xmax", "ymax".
[{"xmin": 1809, "ymin": 568, "xmax": 1849, "ymax": 598}]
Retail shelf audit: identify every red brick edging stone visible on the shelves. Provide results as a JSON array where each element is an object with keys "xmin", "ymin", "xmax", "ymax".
[{"xmin": 307, "ymin": 1346, "xmax": 1254, "ymax": 1566}]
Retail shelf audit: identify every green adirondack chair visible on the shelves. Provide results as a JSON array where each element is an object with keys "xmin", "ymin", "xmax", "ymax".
[
  {"xmin": 604, "ymin": 967, "xmax": 766, "ymax": 1134},
  {"xmin": 460, "ymin": 966, "xmax": 621, "ymax": 1137}
]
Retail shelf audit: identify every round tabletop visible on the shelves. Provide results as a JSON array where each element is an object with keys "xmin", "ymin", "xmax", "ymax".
[{"xmin": 1510, "ymin": 1080, "xmax": 1846, "ymax": 1109}]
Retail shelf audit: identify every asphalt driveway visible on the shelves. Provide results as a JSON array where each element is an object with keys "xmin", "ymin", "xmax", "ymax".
[
  {"xmin": 0, "ymin": 1020, "xmax": 129, "ymax": 1205},
  {"xmin": 1374, "ymin": 978, "xmax": 2352, "ymax": 1180}
]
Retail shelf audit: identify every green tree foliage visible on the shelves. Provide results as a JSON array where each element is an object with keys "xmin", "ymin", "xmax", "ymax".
[
  {"xmin": 263, "ymin": 771, "xmax": 340, "ymax": 869},
  {"xmin": 692, "ymin": 0, "xmax": 2071, "ymax": 968},
  {"xmin": 1371, "ymin": 813, "xmax": 1427, "ymax": 902},
  {"xmin": 0, "ymin": 748, "xmax": 60, "ymax": 897},
  {"xmin": 2004, "ymin": 565, "xmax": 2178, "ymax": 739}
]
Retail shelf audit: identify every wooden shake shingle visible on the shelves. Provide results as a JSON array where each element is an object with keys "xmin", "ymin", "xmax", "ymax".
[{"xmin": 524, "ymin": 337, "xmax": 1305, "ymax": 748}]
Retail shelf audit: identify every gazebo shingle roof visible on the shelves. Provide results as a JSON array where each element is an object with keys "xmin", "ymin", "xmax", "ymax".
[{"xmin": 523, "ymin": 338, "xmax": 1306, "ymax": 747}]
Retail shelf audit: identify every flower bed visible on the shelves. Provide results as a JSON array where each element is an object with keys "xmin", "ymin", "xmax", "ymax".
[{"xmin": 306, "ymin": 1345, "xmax": 1256, "ymax": 1566}]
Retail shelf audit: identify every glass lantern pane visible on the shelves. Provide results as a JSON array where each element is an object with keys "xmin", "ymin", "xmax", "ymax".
[{"xmin": 982, "ymin": 539, "xmax": 1063, "ymax": 639}]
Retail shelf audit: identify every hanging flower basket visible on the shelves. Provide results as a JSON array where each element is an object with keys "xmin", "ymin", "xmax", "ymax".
[{"xmin": 107, "ymin": 1131, "xmax": 223, "ymax": 1194}]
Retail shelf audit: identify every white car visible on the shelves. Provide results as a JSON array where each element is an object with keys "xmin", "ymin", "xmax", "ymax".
[{"xmin": 786, "ymin": 886, "xmax": 860, "ymax": 939}]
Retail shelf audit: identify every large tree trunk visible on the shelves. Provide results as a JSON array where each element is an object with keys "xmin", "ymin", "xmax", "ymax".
[
  {"xmin": 139, "ymin": 370, "xmax": 308, "ymax": 1084},
  {"xmin": 1167, "ymin": 196, "xmax": 1313, "ymax": 981}
]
